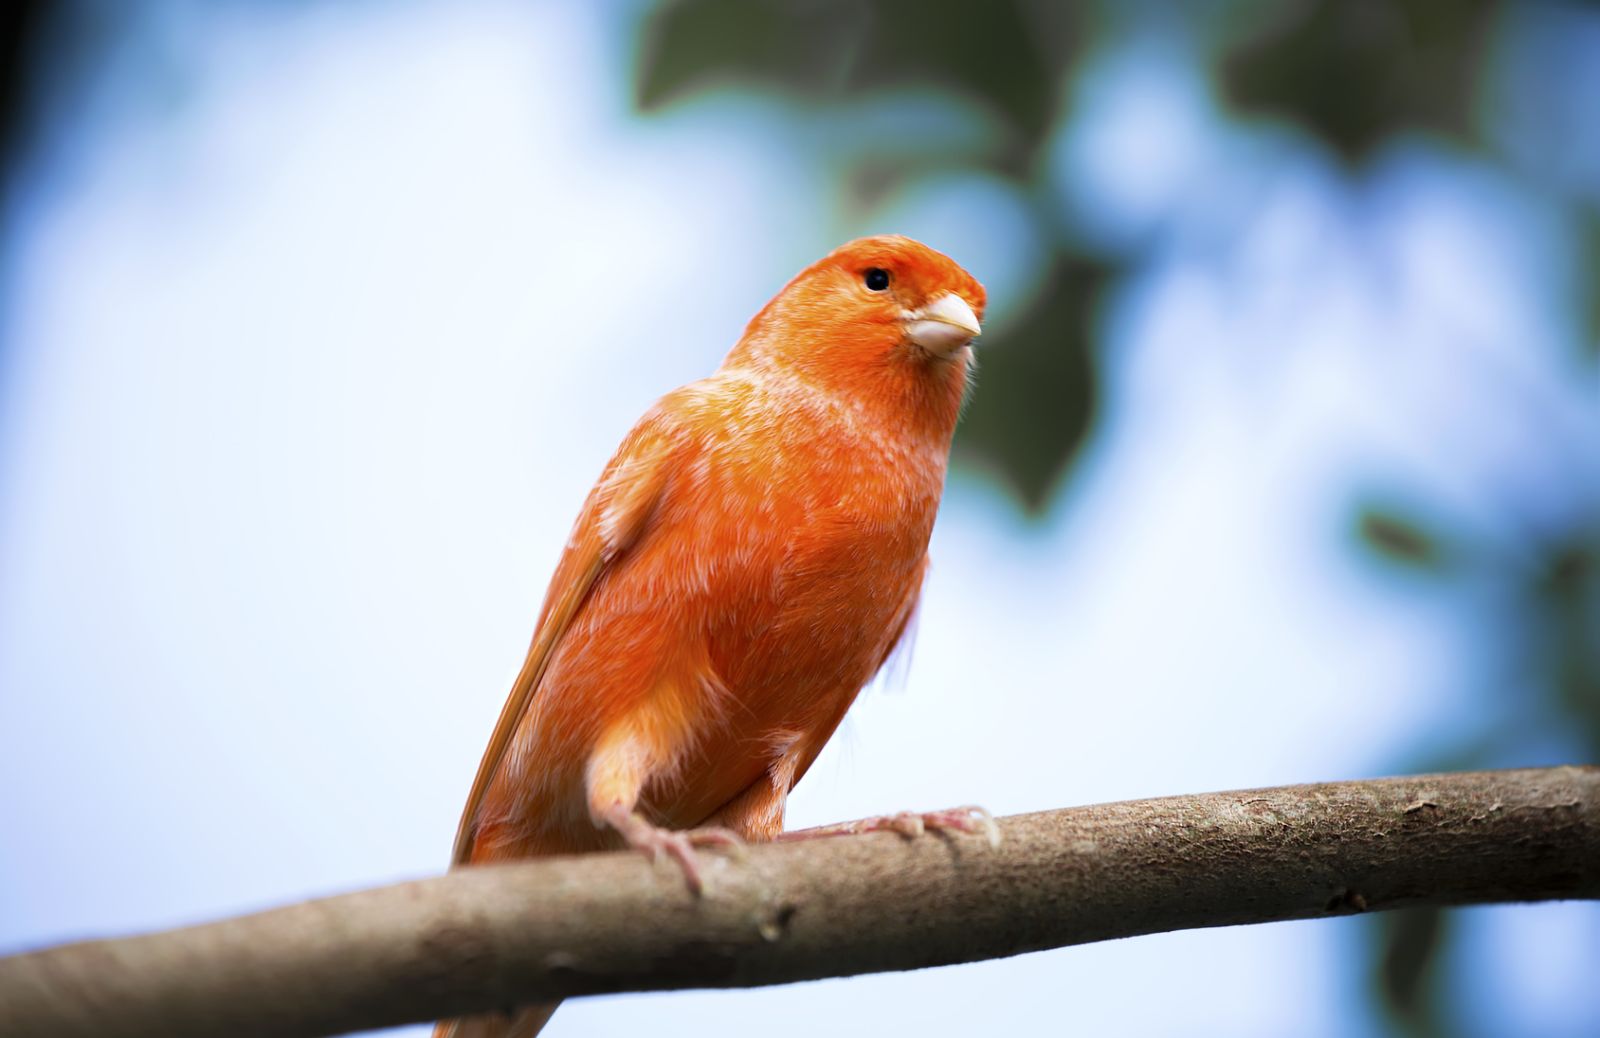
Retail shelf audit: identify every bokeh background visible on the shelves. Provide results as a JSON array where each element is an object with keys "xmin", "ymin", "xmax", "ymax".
[{"xmin": 2, "ymin": 1, "xmax": 1597, "ymax": 1035}]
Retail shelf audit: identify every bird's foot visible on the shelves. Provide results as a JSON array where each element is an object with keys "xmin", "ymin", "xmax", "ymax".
[
  {"xmin": 780, "ymin": 805, "xmax": 1000, "ymax": 849},
  {"xmin": 606, "ymin": 808, "xmax": 744, "ymax": 895}
]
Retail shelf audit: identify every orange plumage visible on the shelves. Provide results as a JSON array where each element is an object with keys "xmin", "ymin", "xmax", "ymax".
[{"xmin": 437, "ymin": 235, "xmax": 984, "ymax": 1037}]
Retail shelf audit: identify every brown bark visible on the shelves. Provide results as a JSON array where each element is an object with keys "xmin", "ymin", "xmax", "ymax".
[{"xmin": 1, "ymin": 767, "xmax": 1595, "ymax": 1038}]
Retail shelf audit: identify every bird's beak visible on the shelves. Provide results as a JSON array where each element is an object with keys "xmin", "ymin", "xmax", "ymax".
[{"xmin": 905, "ymin": 293, "xmax": 982, "ymax": 357}]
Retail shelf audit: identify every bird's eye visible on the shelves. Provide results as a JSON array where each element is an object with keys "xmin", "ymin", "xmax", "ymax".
[{"xmin": 863, "ymin": 267, "xmax": 890, "ymax": 292}]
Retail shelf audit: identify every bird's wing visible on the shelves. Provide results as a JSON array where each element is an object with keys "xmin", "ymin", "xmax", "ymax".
[{"xmin": 450, "ymin": 420, "xmax": 679, "ymax": 866}]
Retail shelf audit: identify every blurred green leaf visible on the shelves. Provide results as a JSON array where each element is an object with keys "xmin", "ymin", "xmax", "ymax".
[
  {"xmin": 635, "ymin": 0, "xmax": 867, "ymax": 108},
  {"xmin": 843, "ymin": 0, "xmax": 1074, "ymax": 155},
  {"xmin": 1540, "ymin": 541, "xmax": 1600, "ymax": 752},
  {"xmin": 1357, "ymin": 508, "xmax": 1447, "ymax": 571},
  {"xmin": 1375, "ymin": 908, "xmax": 1451, "ymax": 1037},
  {"xmin": 1221, "ymin": 0, "xmax": 1502, "ymax": 159},
  {"xmin": 954, "ymin": 255, "xmax": 1110, "ymax": 511},
  {"xmin": 637, "ymin": 0, "xmax": 1082, "ymax": 164}
]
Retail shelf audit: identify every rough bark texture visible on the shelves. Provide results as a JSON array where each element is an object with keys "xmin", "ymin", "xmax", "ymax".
[{"xmin": 1, "ymin": 767, "xmax": 1595, "ymax": 1038}]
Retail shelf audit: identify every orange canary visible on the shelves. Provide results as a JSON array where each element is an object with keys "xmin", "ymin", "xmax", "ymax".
[{"xmin": 437, "ymin": 235, "xmax": 985, "ymax": 1038}]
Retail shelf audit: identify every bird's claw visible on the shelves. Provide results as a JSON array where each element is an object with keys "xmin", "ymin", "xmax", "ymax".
[
  {"xmin": 783, "ymin": 805, "xmax": 1001, "ymax": 849},
  {"xmin": 916, "ymin": 805, "xmax": 1002, "ymax": 849},
  {"xmin": 623, "ymin": 822, "xmax": 745, "ymax": 895}
]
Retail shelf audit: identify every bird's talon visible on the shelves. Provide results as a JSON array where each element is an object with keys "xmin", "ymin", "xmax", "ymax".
[
  {"xmin": 687, "ymin": 825, "xmax": 744, "ymax": 848},
  {"xmin": 613, "ymin": 816, "xmax": 746, "ymax": 895},
  {"xmin": 687, "ymin": 826, "xmax": 748, "ymax": 861},
  {"xmin": 657, "ymin": 833, "xmax": 706, "ymax": 895},
  {"xmin": 784, "ymin": 804, "xmax": 1000, "ymax": 847},
  {"xmin": 889, "ymin": 811, "xmax": 925, "ymax": 838},
  {"xmin": 926, "ymin": 805, "xmax": 1001, "ymax": 849}
]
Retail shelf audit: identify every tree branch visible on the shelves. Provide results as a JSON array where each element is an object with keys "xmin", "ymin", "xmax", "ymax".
[{"xmin": 2, "ymin": 767, "xmax": 1595, "ymax": 1038}]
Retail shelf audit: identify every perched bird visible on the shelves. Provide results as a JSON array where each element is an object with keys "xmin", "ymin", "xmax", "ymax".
[{"xmin": 437, "ymin": 235, "xmax": 985, "ymax": 1038}]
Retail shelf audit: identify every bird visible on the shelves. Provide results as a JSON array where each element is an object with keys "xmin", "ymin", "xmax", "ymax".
[{"xmin": 435, "ymin": 234, "xmax": 985, "ymax": 1038}]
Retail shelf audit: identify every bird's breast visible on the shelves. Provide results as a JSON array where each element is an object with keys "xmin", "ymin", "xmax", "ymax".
[{"xmin": 676, "ymin": 421, "xmax": 939, "ymax": 704}]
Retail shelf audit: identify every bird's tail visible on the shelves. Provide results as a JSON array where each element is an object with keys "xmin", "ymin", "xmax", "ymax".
[
  {"xmin": 439, "ymin": 741, "xmax": 595, "ymax": 1036},
  {"xmin": 432, "ymin": 1002, "xmax": 560, "ymax": 1038}
]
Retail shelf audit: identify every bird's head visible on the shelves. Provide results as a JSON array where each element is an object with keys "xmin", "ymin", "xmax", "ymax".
[{"xmin": 728, "ymin": 236, "xmax": 986, "ymax": 429}]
